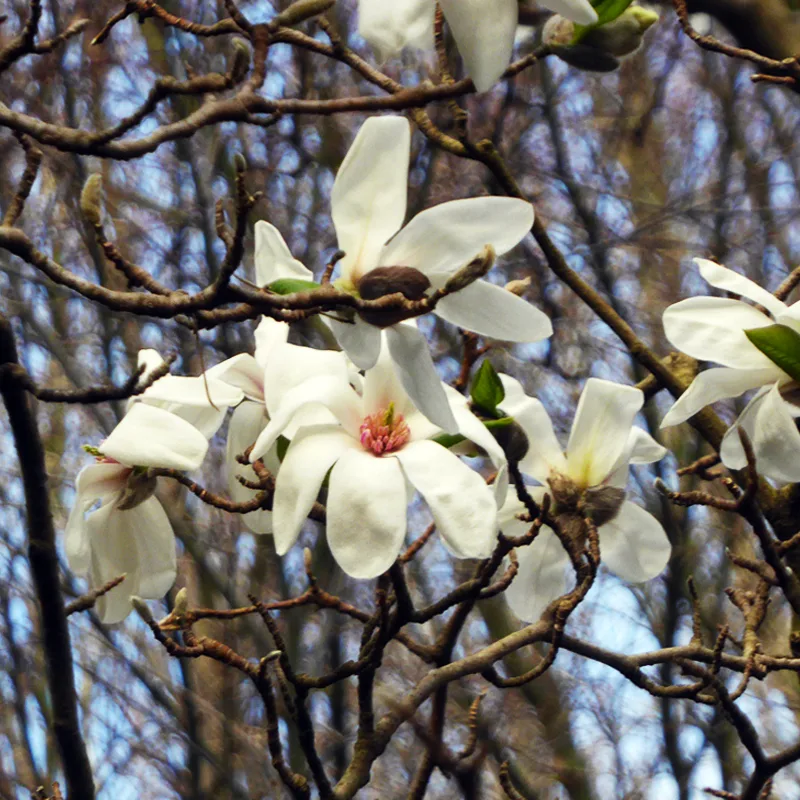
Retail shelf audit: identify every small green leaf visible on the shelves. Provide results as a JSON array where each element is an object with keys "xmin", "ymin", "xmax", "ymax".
[
  {"xmin": 745, "ymin": 324, "xmax": 800, "ymax": 383},
  {"xmin": 268, "ymin": 278, "xmax": 321, "ymax": 295},
  {"xmin": 574, "ymin": 0, "xmax": 634, "ymax": 42},
  {"xmin": 470, "ymin": 360, "xmax": 505, "ymax": 417},
  {"xmin": 431, "ymin": 417, "xmax": 513, "ymax": 449}
]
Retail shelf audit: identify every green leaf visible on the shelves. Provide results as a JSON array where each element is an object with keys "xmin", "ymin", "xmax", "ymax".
[
  {"xmin": 745, "ymin": 324, "xmax": 800, "ymax": 383},
  {"xmin": 431, "ymin": 417, "xmax": 513, "ymax": 449},
  {"xmin": 573, "ymin": 0, "xmax": 634, "ymax": 42},
  {"xmin": 268, "ymin": 278, "xmax": 321, "ymax": 295},
  {"xmin": 470, "ymin": 360, "xmax": 505, "ymax": 417}
]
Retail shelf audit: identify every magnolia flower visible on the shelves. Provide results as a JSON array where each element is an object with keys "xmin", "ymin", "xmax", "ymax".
[
  {"xmin": 214, "ymin": 317, "xmax": 349, "ymax": 534},
  {"xmin": 66, "ymin": 403, "xmax": 209, "ymax": 624},
  {"xmin": 498, "ymin": 376, "xmax": 670, "ymax": 622},
  {"xmin": 358, "ymin": 0, "xmax": 598, "ymax": 91},
  {"xmin": 249, "ymin": 342, "xmax": 507, "ymax": 578},
  {"xmin": 311, "ymin": 115, "xmax": 548, "ymax": 432},
  {"xmin": 661, "ymin": 258, "xmax": 800, "ymax": 482}
]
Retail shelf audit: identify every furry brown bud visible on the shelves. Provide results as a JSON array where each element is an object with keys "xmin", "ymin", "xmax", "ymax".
[
  {"xmin": 80, "ymin": 174, "xmax": 104, "ymax": 227},
  {"xmin": 490, "ymin": 420, "xmax": 530, "ymax": 464},
  {"xmin": 580, "ymin": 485, "xmax": 626, "ymax": 526},
  {"xmin": 357, "ymin": 266, "xmax": 431, "ymax": 327}
]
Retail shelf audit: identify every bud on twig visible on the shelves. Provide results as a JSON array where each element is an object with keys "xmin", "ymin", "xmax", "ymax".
[
  {"xmin": 444, "ymin": 245, "xmax": 496, "ymax": 295},
  {"xmin": 130, "ymin": 596, "xmax": 155, "ymax": 624},
  {"xmin": 505, "ymin": 276, "xmax": 532, "ymax": 296},
  {"xmin": 80, "ymin": 174, "xmax": 104, "ymax": 227},
  {"xmin": 173, "ymin": 587, "xmax": 189, "ymax": 617},
  {"xmin": 230, "ymin": 39, "xmax": 251, "ymax": 82}
]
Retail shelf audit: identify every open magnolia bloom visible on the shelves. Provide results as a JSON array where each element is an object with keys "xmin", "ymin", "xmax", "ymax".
[
  {"xmin": 661, "ymin": 258, "xmax": 800, "ymax": 482},
  {"xmin": 324, "ymin": 115, "xmax": 552, "ymax": 432},
  {"xmin": 358, "ymin": 0, "xmax": 598, "ymax": 92},
  {"xmin": 65, "ymin": 403, "xmax": 209, "ymax": 624},
  {"xmin": 249, "ymin": 342, "xmax": 507, "ymax": 579},
  {"xmin": 214, "ymin": 318, "xmax": 350, "ymax": 534},
  {"xmin": 498, "ymin": 376, "xmax": 670, "ymax": 622}
]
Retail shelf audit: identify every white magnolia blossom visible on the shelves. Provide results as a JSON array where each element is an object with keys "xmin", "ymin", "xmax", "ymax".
[
  {"xmin": 358, "ymin": 0, "xmax": 598, "ymax": 91},
  {"xmin": 66, "ymin": 403, "xmax": 209, "ymax": 624},
  {"xmin": 214, "ymin": 317, "xmax": 350, "ymax": 534},
  {"xmin": 249, "ymin": 341, "xmax": 508, "ymax": 579},
  {"xmin": 661, "ymin": 258, "xmax": 800, "ymax": 482},
  {"xmin": 499, "ymin": 376, "xmax": 670, "ymax": 622},
  {"xmin": 252, "ymin": 116, "xmax": 551, "ymax": 432}
]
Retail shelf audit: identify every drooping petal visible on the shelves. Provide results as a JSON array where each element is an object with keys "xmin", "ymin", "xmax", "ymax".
[
  {"xmin": 435, "ymin": 280, "xmax": 553, "ymax": 343},
  {"xmin": 385, "ymin": 323, "xmax": 458, "ymax": 434},
  {"xmin": 250, "ymin": 375, "xmax": 362, "ymax": 462},
  {"xmin": 660, "ymin": 366, "xmax": 779, "ymax": 428},
  {"xmin": 663, "ymin": 297, "xmax": 777, "ymax": 370},
  {"xmin": 65, "ymin": 462, "xmax": 129, "ymax": 575},
  {"xmin": 380, "ymin": 197, "xmax": 534, "ymax": 282},
  {"xmin": 100, "ymin": 403, "xmax": 209, "ymax": 471},
  {"xmin": 396, "ymin": 440, "xmax": 497, "ymax": 558},
  {"xmin": 498, "ymin": 375, "xmax": 567, "ymax": 484},
  {"xmin": 566, "ymin": 379, "xmax": 643, "ymax": 488},
  {"xmin": 722, "ymin": 383, "xmax": 800, "ymax": 482},
  {"xmin": 207, "ymin": 353, "xmax": 264, "ymax": 402},
  {"xmin": 357, "ymin": 0, "xmax": 435, "ymax": 61},
  {"xmin": 439, "ymin": 0, "xmax": 518, "ymax": 92},
  {"xmin": 254, "ymin": 317, "xmax": 291, "ymax": 370},
  {"xmin": 327, "ymin": 316, "xmax": 382, "ymax": 371},
  {"xmin": 695, "ymin": 258, "xmax": 787, "ymax": 318},
  {"xmin": 718, "ymin": 386, "xmax": 770, "ymax": 471},
  {"xmin": 87, "ymin": 496, "xmax": 177, "ymax": 624},
  {"xmin": 331, "ymin": 116, "xmax": 410, "ymax": 284},
  {"xmin": 539, "ymin": 0, "xmax": 598, "ymax": 24},
  {"xmin": 254, "ymin": 221, "xmax": 313, "ymax": 286},
  {"xmin": 326, "ymin": 448, "xmax": 408, "ymax": 578},
  {"xmin": 226, "ymin": 401, "xmax": 274, "ymax": 535},
  {"xmin": 599, "ymin": 501, "xmax": 671, "ymax": 583},
  {"xmin": 273, "ymin": 425, "xmax": 357, "ymax": 555},
  {"xmin": 606, "ymin": 427, "xmax": 667, "ymax": 488}
]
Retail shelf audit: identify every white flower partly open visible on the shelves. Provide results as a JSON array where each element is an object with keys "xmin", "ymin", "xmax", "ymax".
[
  {"xmin": 358, "ymin": 0, "xmax": 598, "ymax": 91},
  {"xmin": 324, "ymin": 115, "xmax": 550, "ymax": 432},
  {"xmin": 249, "ymin": 341, "xmax": 507, "ymax": 578},
  {"xmin": 661, "ymin": 258, "xmax": 800, "ymax": 482},
  {"xmin": 66, "ymin": 403, "xmax": 209, "ymax": 624},
  {"xmin": 499, "ymin": 376, "xmax": 670, "ymax": 622}
]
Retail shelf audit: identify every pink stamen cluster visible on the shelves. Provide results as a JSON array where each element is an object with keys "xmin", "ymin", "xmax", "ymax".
[{"xmin": 359, "ymin": 404, "xmax": 411, "ymax": 455}]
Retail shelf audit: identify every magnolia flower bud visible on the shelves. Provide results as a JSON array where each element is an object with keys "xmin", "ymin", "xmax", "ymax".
[
  {"xmin": 505, "ymin": 276, "xmax": 532, "ymax": 297},
  {"xmin": 173, "ymin": 587, "xmax": 189, "ymax": 617},
  {"xmin": 130, "ymin": 596, "xmax": 155, "ymax": 624},
  {"xmin": 547, "ymin": 472, "xmax": 581, "ymax": 514},
  {"xmin": 490, "ymin": 419, "xmax": 530, "ymax": 463},
  {"xmin": 583, "ymin": 7, "xmax": 659, "ymax": 57},
  {"xmin": 443, "ymin": 246, "xmax": 496, "ymax": 294},
  {"xmin": 230, "ymin": 39, "xmax": 251, "ymax": 82},
  {"xmin": 80, "ymin": 174, "xmax": 104, "ymax": 227}
]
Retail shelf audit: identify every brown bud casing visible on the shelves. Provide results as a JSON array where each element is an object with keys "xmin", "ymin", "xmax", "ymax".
[
  {"xmin": 357, "ymin": 266, "xmax": 431, "ymax": 327},
  {"xmin": 579, "ymin": 485, "xmax": 626, "ymax": 526}
]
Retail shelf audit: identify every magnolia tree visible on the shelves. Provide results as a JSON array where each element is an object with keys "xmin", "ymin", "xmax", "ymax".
[{"xmin": 1, "ymin": 0, "xmax": 800, "ymax": 798}]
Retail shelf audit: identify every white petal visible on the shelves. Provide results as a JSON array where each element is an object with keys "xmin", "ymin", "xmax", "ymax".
[
  {"xmin": 498, "ymin": 375, "xmax": 567, "ymax": 483},
  {"xmin": 386, "ymin": 324, "xmax": 458, "ymax": 434},
  {"xmin": 719, "ymin": 386, "xmax": 770, "ymax": 471},
  {"xmin": 663, "ymin": 297, "xmax": 776, "ymax": 369},
  {"xmin": 381, "ymin": 197, "xmax": 534, "ymax": 283},
  {"xmin": 254, "ymin": 221, "xmax": 313, "ymax": 285},
  {"xmin": 600, "ymin": 501, "xmax": 671, "ymax": 583},
  {"xmin": 362, "ymin": 335, "xmax": 413, "ymax": 417},
  {"xmin": 273, "ymin": 425, "xmax": 356, "ymax": 555},
  {"xmin": 332, "ymin": 117, "xmax": 410, "ymax": 284},
  {"xmin": 87, "ymin": 496, "xmax": 176, "ymax": 624},
  {"xmin": 226, "ymin": 401, "xmax": 274, "ymax": 535},
  {"xmin": 326, "ymin": 448, "xmax": 408, "ymax": 579},
  {"xmin": 504, "ymin": 527, "xmax": 571, "ymax": 622},
  {"xmin": 566, "ymin": 379, "xmax": 643, "ymax": 488},
  {"xmin": 101, "ymin": 403, "xmax": 209, "ymax": 471},
  {"xmin": 396, "ymin": 440, "xmax": 497, "ymax": 559},
  {"xmin": 435, "ymin": 280, "xmax": 552, "ymax": 343},
  {"xmin": 357, "ymin": 0, "xmax": 435, "ymax": 60},
  {"xmin": 327, "ymin": 316, "xmax": 382, "ymax": 371},
  {"xmin": 723, "ymin": 383, "xmax": 800, "ymax": 482},
  {"xmin": 207, "ymin": 353, "xmax": 264, "ymax": 401},
  {"xmin": 606, "ymin": 427, "xmax": 667, "ymax": 489},
  {"xmin": 540, "ymin": 0, "xmax": 598, "ymax": 23},
  {"xmin": 439, "ymin": 0, "xmax": 518, "ymax": 92},
  {"xmin": 694, "ymin": 258, "xmax": 787, "ymax": 318},
  {"xmin": 262, "ymin": 340, "xmax": 349, "ymax": 418},
  {"xmin": 250, "ymin": 375, "xmax": 362, "ymax": 462},
  {"xmin": 254, "ymin": 318, "xmax": 291, "ymax": 370},
  {"xmin": 660, "ymin": 367, "xmax": 778, "ymax": 428}
]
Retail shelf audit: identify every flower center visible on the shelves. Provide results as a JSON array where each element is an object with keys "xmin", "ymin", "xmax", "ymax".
[{"xmin": 359, "ymin": 403, "xmax": 410, "ymax": 455}]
